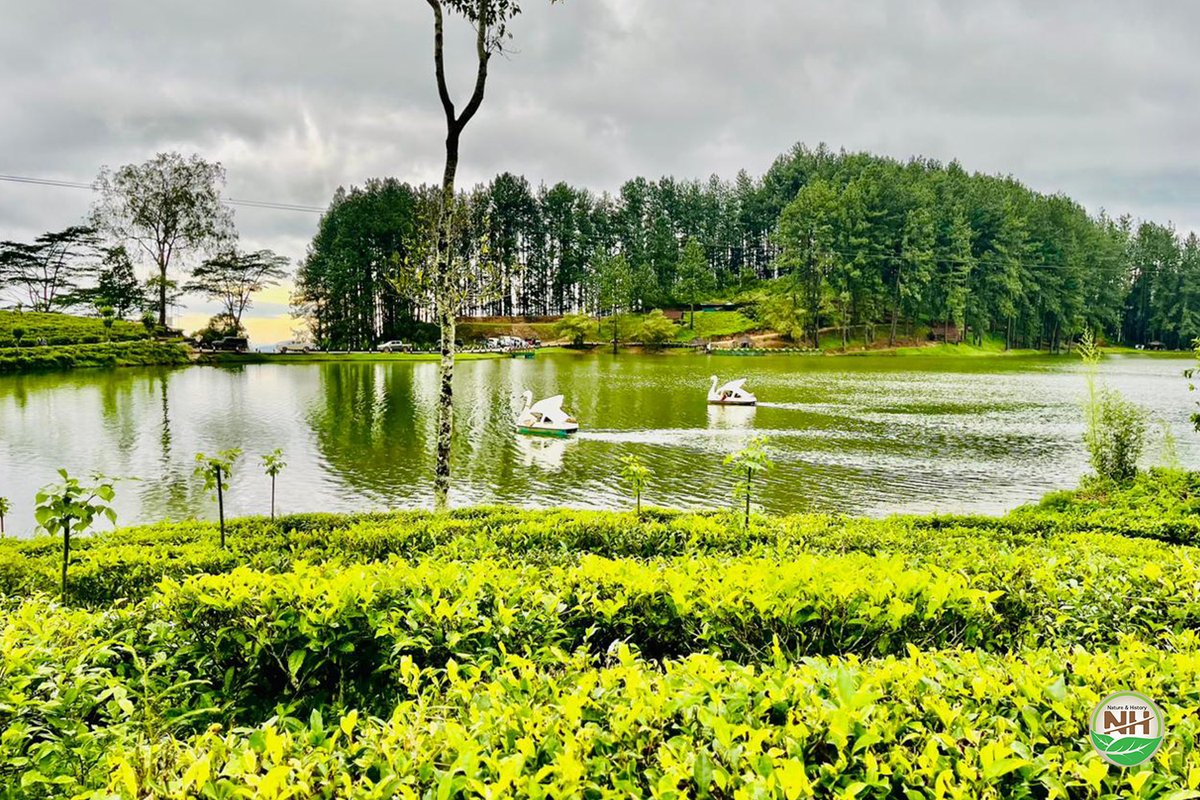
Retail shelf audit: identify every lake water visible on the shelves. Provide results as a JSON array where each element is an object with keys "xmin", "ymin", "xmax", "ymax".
[{"xmin": 0, "ymin": 352, "xmax": 1195, "ymax": 535}]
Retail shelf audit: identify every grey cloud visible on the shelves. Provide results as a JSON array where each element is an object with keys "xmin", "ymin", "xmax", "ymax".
[{"xmin": 2, "ymin": 0, "xmax": 1199, "ymax": 328}]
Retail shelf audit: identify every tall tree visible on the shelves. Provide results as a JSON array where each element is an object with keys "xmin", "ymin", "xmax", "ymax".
[
  {"xmin": 774, "ymin": 179, "xmax": 838, "ymax": 348},
  {"xmin": 0, "ymin": 225, "xmax": 100, "ymax": 312},
  {"xmin": 596, "ymin": 252, "xmax": 633, "ymax": 353},
  {"xmin": 675, "ymin": 238, "xmax": 714, "ymax": 328},
  {"xmin": 92, "ymin": 152, "xmax": 234, "ymax": 326},
  {"xmin": 91, "ymin": 246, "xmax": 145, "ymax": 318},
  {"xmin": 416, "ymin": 0, "xmax": 564, "ymax": 510},
  {"xmin": 186, "ymin": 248, "xmax": 289, "ymax": 329},
  {"xmin": 296, "ymin": 179, "xmax": 428, "ymax": 349}
]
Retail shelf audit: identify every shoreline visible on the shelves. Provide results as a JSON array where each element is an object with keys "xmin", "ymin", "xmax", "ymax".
[{"xmin": 0, "ymin": 338, "xmax": 1190, "ymax": 375}]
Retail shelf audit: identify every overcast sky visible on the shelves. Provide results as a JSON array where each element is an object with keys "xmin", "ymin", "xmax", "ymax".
[{"xmin": 2, "ymin": 0, "xmax": 1198, "ymax": 342}]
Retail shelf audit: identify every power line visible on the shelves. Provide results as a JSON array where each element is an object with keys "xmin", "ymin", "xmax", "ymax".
[{"xmin": 0, "ymin": 173, "xmax": 325, "ymax": 214}]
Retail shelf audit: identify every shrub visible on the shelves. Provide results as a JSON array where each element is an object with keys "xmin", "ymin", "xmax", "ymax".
[
  {"xmin": 4, "ymin": 481, "xmax": 1200, "ymax": 798},
  {"xmin": 639, "ymin": 309, "xmax": 677, "ymax": 346},
  {"xmin": 1080, "ymin": 328, "xmax": 1148, "ymax": 482},
  {"xmin": 553, "ymin": 312, "xmax": 593, "ymax": 346},
  {"xmin": 1087, "ymin": 387, "xmax": 1149, "ymax": 483}
]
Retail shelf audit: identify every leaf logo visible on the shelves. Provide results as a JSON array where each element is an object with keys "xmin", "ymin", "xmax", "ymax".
[{"xmin": 1088, "ymin": 691, "xmax": 1165, "ymax": 768}]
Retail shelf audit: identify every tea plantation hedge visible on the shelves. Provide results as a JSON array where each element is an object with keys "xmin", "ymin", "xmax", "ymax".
[
  {"xmin": 2, "ymin": 472, "xmax": 1199, "ymax": 798},
  {"xmin": 0, "ymin": 340, "xmax": 189, "ymax": 373},
  {"xmin": 0, "ymin": 310, "xmax": 148, "ymax": 348}
]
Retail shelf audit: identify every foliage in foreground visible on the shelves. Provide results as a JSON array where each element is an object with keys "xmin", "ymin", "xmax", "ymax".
[
  {"xmin": 3, "ymin": 474, "xmax": 1200, "ymax": 797},
  {"xmin": 3, "ymin": 609, "xmax": 1198, "ymax": 799}
]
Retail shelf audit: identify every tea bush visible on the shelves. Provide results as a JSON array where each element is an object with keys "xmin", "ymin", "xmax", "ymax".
[
  {"xmin": 0, "ymin": 310, "xmax": 148, "ymax": 348},
  {"xmin": 3, "ymin": 477, "xmax": 1199, "ymax": 798},
  {"xmin": 5, "ymin": 624, "xmax": 1199, "ymax": 798},
  {"xmin": 3, "ymin": 482, "xmax": 1196, "ymax": 605},
  {"xmin": 0, "ymin": 340, "xmax": 189, "ymax": 373}
]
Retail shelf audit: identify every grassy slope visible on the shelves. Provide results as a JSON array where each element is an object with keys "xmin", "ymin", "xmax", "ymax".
[
  {"xmin": 673, "ymin": 309, "xmax": 758, "ymax": 341},
  {"xmin": 457, "ymin": 320, "xmax": 562, "ymax": 342},
  {"xmin": 457, "ymin": 311, "xmax": 759, "ymax": 346},
  {"xmin": 0, "ymin": 310, "xmax": 147, "ymax": 347}
]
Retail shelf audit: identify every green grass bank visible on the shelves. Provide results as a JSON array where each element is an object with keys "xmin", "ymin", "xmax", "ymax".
[{"xmin": 0, "ymin": 339, "xmax": 190, "ymax": 373}]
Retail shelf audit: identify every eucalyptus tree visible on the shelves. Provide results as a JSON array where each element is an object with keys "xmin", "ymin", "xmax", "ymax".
[
  {"xmin": 93, "ymin": 152, "xmax": 234, "ymax": 326},
  {"xmin": 412, "ymin": 0, "xmax": 566, "ymax": 510}
]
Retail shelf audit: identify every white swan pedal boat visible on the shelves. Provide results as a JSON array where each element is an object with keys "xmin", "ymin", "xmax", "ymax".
[
  {"xmin": 517, "ymin": 391, "xmax": 579, "ymax": 436},
  {"xmin": 707, "ymin": 376, "xmax": 757, "ymax": 406}
]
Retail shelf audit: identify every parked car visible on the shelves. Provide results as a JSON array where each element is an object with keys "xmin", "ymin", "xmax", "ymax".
[
  {"xmin": 213, "ymin": 336, "xmax": 249, "ymax": 353},
  {"xmin": 277, "ymin": 340, "xmax": 313, "ymax": 354},
  {"xmin": 378, "ymin": 340, "xmax": 411, "ymax": 353}
]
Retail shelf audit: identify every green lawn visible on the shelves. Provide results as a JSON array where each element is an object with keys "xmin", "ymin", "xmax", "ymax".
[{"xmin": 673, "ymin": 310, "xmax": 759, "ymax": 341}]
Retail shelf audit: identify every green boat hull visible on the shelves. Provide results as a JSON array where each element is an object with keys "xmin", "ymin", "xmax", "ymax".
[{"xmin": 517, "ymin": 426, "xmax": 576, "ymax": 438}]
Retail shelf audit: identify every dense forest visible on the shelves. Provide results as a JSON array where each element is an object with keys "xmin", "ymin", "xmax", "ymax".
[{"xmin": 295, "ymin": 142, "xmax": 1200, "ymax": 350}]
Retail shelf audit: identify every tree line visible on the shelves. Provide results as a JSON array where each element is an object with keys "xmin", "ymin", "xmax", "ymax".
[
  {"xmin": 0, "ymin": 153, "xmax": 288, "ymax": 342},
  {"xmin": 296, "ymin": 142, "xmax": 1199, "ymax": 351}
]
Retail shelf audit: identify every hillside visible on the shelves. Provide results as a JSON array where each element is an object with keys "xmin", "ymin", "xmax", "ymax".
[{"xmin": 0, "ymin": 310, "xmax": 148, "ymax": 347}]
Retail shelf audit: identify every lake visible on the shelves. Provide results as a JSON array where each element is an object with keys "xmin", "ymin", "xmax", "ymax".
[{"xmin": 0, "ymin": 352, "xmax": 1195, "ymax": 535}]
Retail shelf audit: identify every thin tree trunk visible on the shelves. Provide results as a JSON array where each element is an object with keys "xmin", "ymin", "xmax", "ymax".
[
  {"xmin": 61, "ymin": 516, "xmax": 72, "ymax": 600},
  {"xmin": 216, "ymin": 467, "xmax": 226, "ymax": 548},
  {"xmin": 425, "ymin": 0, "xmax": 490, "ymax": 511},
  {"xmin": 158, "ymin": 258, "xmax": 168, "ymax": 327},
  {"xmin": 744, "ymin": 468, "xmax": 751, "ymax": 528},
  {"xmin": 612, "ymin": 306, "xmax": 619, "ymax": 354},
  {"xmin": 270, "ymin": 475, "xmax": 276, "ymax": 521},
  {"xmin": 434, "ymin": 309, "xmax": 456, "ymax": 508}
]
